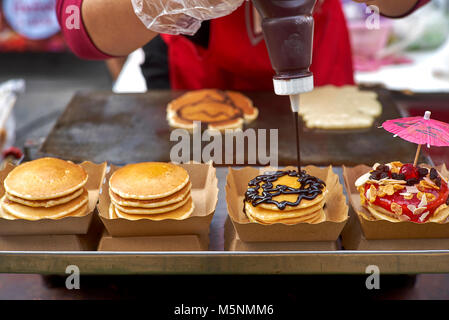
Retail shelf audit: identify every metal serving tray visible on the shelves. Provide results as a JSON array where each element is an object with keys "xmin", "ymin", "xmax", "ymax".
[{"xmin": 1, "ymin": 167, "xmax": 449, "ymax": 275}]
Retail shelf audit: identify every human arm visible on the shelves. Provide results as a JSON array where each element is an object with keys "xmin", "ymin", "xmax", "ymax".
[
  {"xmin": 56, "ymin": 0, "xmax": 156, "ymax": 58},
  {"xmin": 57, "ymin": 0, "xmax": 242, "ymax": 59}
]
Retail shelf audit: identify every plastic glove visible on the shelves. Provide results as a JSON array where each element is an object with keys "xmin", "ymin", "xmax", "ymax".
[{"xmin": 131, "ymin": 0, "xmax": 244, "ymax": 35}]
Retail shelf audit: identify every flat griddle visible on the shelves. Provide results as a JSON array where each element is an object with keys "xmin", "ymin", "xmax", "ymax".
[{"xmin": 39, "ymin": 89, "xmax": 426, "ymax": 166}]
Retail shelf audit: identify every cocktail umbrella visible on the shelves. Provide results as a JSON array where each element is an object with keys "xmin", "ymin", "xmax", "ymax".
[{"xmin": 382, "ymin": 111, "xmax": 449, "ymax": 166}]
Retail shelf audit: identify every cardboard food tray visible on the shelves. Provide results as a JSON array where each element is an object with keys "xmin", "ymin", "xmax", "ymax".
[
  {"xmin": 341, "ymin": 206, "xmax": 449, "ymax": 250},
  {"xmin": 2, "ymin": 167, "xmax": 449, "ymax": 274},
  {"xmin": 343, "ymin": 164, "xmax": 449, "ymax": 239},
  {"xmin": 0, "ymin": 214, "xmax": 104, "ymax": 251},
  {"xmin": 97, "ymin": 162, "xmax": 218, "ymax": 250},
  {"xmin": 98, "ymin": 230, "xmax": 207, "ymax": 251},
  {"xmin": 0, "ymin": 161, "xmax": 107, "ymax": 236},
  {"xmin": 226, "ymin": 165, "xmax": 349, "ymax": 242},
  {"xmin": 224, "ymin": 216, "xmax": 339, "ymax": 251}
]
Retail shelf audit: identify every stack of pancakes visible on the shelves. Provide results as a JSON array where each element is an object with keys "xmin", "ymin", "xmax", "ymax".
[
  {"xmin": 244, "ymin": 172, "xmax": 327, "ymax": 225},
  {"xmin": 108, "ymin": 162, "xmax": 194, "ymax": 221},
  {"xmin": 0, "ymin": 158, "xmax": 89, "ymax": 220}
]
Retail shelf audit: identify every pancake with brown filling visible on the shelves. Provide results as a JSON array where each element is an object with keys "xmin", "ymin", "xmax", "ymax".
[{"xmin": 167, "ymin": 89, "xmax": 258, "ymax": 131}]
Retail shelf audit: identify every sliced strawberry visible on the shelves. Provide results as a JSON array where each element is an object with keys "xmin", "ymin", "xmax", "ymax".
[{"xmin": 400, "ymin": 163, "xmax": 419, "ymax": 180}]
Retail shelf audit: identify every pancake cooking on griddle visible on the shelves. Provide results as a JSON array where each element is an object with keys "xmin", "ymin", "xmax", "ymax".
[
  {"xmin": 167, "ymin": 89, "xmax": 258, "ymax": 131},
  {"xmin": 244, "ymin": 170, "xmax": 327, "ymax": 225}
]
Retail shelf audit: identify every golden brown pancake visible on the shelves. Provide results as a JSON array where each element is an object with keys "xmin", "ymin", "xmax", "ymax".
[
  {"xmin": 244, "ymin": 200, "xmax": 325, "ymax": 224},
  {"xmin": 429, "ymin": 204, "xmax": 449, "ymax": 223},
  {"xmin": 109, "ymin": 182, "xmax": 191, "ymax": 208},
  {"xmin": 0, "ymin": 202, "xmax": 88, "ymax": 220},
  {"xmin": 109, "ymin": 162, "xmax": 190, "ymax": 200},
  {"xmin": 167, "ymin": 89, "xmax": 258, "ymax": 131},
  {"xmin": 110, "ymin": 197, "xmax": 194, "ymax": 221},
  {"xmin": 112, "ymin": 192, "xmax": 191, "ymax": 214},
  {"xmin": 4, "ymin": 158, "xmax": 88, "ymax": 200},
  {"xmin": 365, "ymin": 202, "xmax": 449, "ymax": 223},
  {"xmin": 365, "ymin": 203, "xmax": 401, "ymax": 222},
  {"xmin": 6, "ymin": 187, "xmax": 85, "ymax": 208},
  {"xmin": 0, "ymin": 205, "xmax": 17, "ymax": 220},
  {"xmin": 1, "ymin": 189, "xmax": 89, "ymax": 221},
  {"xmin": 247, "ymin": 207, "xmax": 325, "ymax": 225}
]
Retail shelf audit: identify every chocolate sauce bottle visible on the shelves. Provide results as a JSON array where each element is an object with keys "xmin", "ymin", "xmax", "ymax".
[{"xmin": 253, "ymin": 0, "xmax": 317, "ymax": 170}]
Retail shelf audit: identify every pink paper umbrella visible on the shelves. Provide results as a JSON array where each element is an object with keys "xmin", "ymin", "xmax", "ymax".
[{"xmin": 382, "ymin": 111, "xmax": 449, "ymax": 166}]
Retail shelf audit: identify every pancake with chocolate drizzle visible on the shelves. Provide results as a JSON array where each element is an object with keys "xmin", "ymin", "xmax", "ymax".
[
  {"xmin": 244, "ymin": 170, "xmax": 327, "ymax": 225},
  {"xmin": 167, "ymin": 89, "xmax": 258, "ymax": 131}
]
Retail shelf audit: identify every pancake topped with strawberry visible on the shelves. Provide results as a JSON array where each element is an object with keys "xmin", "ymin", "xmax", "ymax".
[{"xmin": 356, "ymin": 162, "xmax": 449, "ymax": 223}]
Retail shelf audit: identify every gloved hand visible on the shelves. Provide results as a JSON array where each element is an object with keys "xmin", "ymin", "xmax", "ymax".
[{"xmin": 131, "ymin": 0, "xmax": 244, "ymax": 35}]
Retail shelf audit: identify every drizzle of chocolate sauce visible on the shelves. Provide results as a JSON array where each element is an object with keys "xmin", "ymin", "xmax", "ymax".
[{"xmin": 244, "ymin": 170, "xmax": 326, "ymax": 211}]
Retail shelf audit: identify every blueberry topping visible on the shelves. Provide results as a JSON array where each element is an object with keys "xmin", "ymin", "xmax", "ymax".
[
  {"xmin": 435, "ymin": 177, "xmax": 442, "ymax": 188},
  {"xmin": 418, "ymin": 168, "xmax": 429, "ymax": 177},
  {"xmin": 430, "ymin": 168, "xmax": 438, "ymax": 180},
  {"xmin": 406, "ymin": 178, "xmax": 419, "ymax": 186},
  {"xmin": 379, "ymin": 172, "xmax": 389, "ymax": 179}
]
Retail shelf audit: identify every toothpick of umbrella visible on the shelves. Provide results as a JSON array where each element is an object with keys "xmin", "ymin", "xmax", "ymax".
[{"xmin": 382, "ymin": 111, "xmax": 449, "ymax": 166}]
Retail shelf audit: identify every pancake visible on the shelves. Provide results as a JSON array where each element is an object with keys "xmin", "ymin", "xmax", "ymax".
[
  {"xmin": 428, "ymin": 204, "xmax": 449, "ymax": 223},
  {"xmin": 1, "ymin": 189, "xmax": 89, "ymax": 221},
  {"xmin": 280, "ymin": 209, "xmax": 326, "ymax": 225},
  {"xmin": 244, "ymin": 169, "xmax": 326, "ymax": 225},
  {"xmin": 0, "ymin": 202, "xmax": 88, "ymax": 220},
  {"xmin": 112, "ymin": 192, "xmax": 191, "ymax": 214},
  {"xmin": 0, "ymin": 205, "xmax": 17, "ymax": 220},
  {"xmin": 6, "ymin": 187, "xmax": 85, "ymax": 208},
  {"xmin": 357, "ymin": 162, "xmax": 449, "ymax": 223},
  {"xmin": 247, "ymin": 207, "xmax": 325, "ymax": 225},
  {"xmin": 365, "ymin": 203, "xmax": 401, "ymax": 222},
  {"xmin": 244, "ymin": 199, "xmax": 325, "ymax": 223},
  {"xmin": 109, "ymin": 182, "xmax": 192, "ymax": 208},
  {"xmin": 110, "ymin": 197, "xmax": 194, "ymax": 221},
  {"xmin": 4, "ymin": 158, "xmax": 88, "ymax": 200},
  {"xmin": 167, "ymin": 89, "xmax": 258, "ymax": 131},
  {"xmin": 256, "ymin": 173, "xmax": 327, "ymax": 211},
  {"xmin": 299, "ymin": 85, "xmax": 382, "ymax": 129},
  {"xmin": 109, "ymin": 162, "xmax": 190, "ymax": 200}
]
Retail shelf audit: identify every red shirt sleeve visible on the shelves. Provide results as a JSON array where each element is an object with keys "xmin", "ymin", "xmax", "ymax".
[
  {"xmin": 56, "ymin": 0, "xmax": 114, "ymax": 60},
  {"xmin": 381, "ymin": 0, "xmax": 430, "ymax": 18}
]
